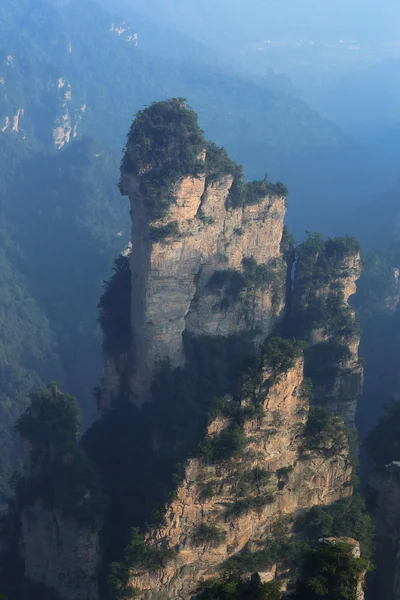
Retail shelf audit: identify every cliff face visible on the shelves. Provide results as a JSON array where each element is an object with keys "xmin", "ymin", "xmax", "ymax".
[
  {"xmin": 128, "ymin": 357, "xmax": 352, "ymax": 599},
  {"xmin": 20, "ymin": 499, "xmax": 100, "ymax": 600},
  {"xmin": 291, "ymin": 236, "xmax": 363, "ymax": 425},
  {"xmin": 122, "ymin": 170, "xmax": 286, "ymax": 402}
]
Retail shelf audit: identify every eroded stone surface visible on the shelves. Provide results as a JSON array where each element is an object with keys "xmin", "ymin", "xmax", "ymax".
[
  {"xmin": 117, "ymin": 164, "xmax": 287, "ymax": 405},
  {"xmin": 128, "ymin": 359, "xmax": 352, "ymax": 599}
]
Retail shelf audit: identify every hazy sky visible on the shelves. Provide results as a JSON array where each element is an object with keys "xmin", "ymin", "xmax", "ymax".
[{"xmin": 122, "ymin": 0, "xmax": 400, "ymax": 42}]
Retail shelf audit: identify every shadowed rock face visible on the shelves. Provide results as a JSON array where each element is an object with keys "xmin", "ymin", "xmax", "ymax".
[
  {"xmin": 128, "ymin": 358, "xmax": 352, "ymax": 599},
  {"xmin": 20, "ymin": 501, "xmax": 100, "ymax": 600},
  {"xmin": 369, "ymin": 464, "xmax": 400, "ymax": 600},
  {"xmin": 108, "ymin": 158, "xmax": 287, "ymax": 406},
  {"xmin": 292, "ymin": 241, "xmax": 363, "ymax": 425}
]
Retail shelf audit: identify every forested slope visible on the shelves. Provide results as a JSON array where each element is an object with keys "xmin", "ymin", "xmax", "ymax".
[{"xmin": 0, "ymin": 0, "xmax": 386, "ymax": 493}]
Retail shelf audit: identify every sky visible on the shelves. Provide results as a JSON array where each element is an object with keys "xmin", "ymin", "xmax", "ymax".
[{"xmin": 121, "ymin": 0, "xmax": 400, "ymax": 42}]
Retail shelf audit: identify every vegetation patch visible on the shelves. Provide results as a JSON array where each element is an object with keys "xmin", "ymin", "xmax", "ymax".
[
  {"xmin": 15, "ymin": 383, "xmax": 103, "ymax": 527},
  {"xmin": 296, "ymin": 541, "xmax": 370, "ymax": 600},
  {"xmin": 228, "ymin": 174, "xmax": 288, "ymax": 208},
  {"xmin": 224, "ymin": 517, "xmax": 301, "ymax": 574},
  {"xmin": 207, "ymin": 269, "xmax": 247, "ymax": 306},
  {"xmin": 276, "ymin": 466, "xmax": 294, "ymax": 490},
  {"xmin": 121, "ymin": 98, "xmax": 206, "ymax": 219},
  {"xmin": 149, "ymin": 220, "xmax": 180, "ymax": 242},
  {"xmin": 302, "ymin": 406, "xmax": 349, "ymax": 458},
  {"xmin": 200, "ymin": 479, "xmax": 220, "ymax": 500},
  {"xmin": 193, "ymin": 523, "xmax": 227, "ymax": 547},
  {"xmin": 98, "ymin": 256, "xmax": 131, "ymax": 358},
  {"xmin": 197, "ymin": 576, "xmax": 282, "ymax": 600},
  {"xmin": 198, "ymin": 426, "xmax": 247, "ymax": 464},
  {"xmin": 262, "ymin": 337, "xmax": 306, "ymax": 377},
  {"xmin": 225, "ymin": 494, "xmax": 275, "ymax": 519},
  {"xmin": 295, "ymin": 495, "xmax": 374, "ymax": 559}
]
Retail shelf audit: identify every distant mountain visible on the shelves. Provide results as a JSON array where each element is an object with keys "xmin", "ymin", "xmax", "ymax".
[
  {"xmin": 0, "ymin": 0, "xmax": 388, "ymax": 491},
  {"xmin": 106, "ymin": 0, "xmax": 400, "ymax": 46}
]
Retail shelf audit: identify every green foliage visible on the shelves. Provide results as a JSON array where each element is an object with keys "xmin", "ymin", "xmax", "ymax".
[
  {"xmin": 241, "ymin": 467, "xmax": 273, "ymax": 488},
  {"xmin": 200, "ymin": 479, "xmax": 220, "ymax": 500},
  {"xmin": 123, "ymin": 528, "xmax": 175, "ymax": 571},
  {"xmin": 205, "ymin": 142, "xmax": 242, "ymax": 182},
  {"xmin": 15, "ymin": 449, "xmax": 104, "ymax": 527},
  {"xmin": 0, "ymin": 243, "xmax": 59, "ymax": 497},
  {"xmin": 121, "ymin": 99, "xmax": 205, "ymax": 218},
  {"xmin": 16, "ymin": 383, "xmax": 80, "ymax": 466},
  {"xmin": 229, "ymin": 174, "xmax": 288, "ymax": 208},
  {"xmin": 198, "ymin": 576, "xmax": 281, "ymax": 600},
  {"xmin": 207, "ymin": 270, "xmax": 247, "ymax": 306},
  {"xmin": 149, "ymin": 220, "xmax": 180, "ymax": 242},
  {"xmin": 225, "ymin": 494, "xmax": 275, "ymax": 519},
  {"xmin": 365, "ymin": 401, "xmax": 400, "ymax": 471},
  {"xmin": 233, "ymin": 467, "xmax": 273, "ymax": 498},
  {"xmin": 225, "ymin": 517, "xmax": 301, "ymax": 574},
  {"xmin": 84, "ymin": 334, "xmax": 255, "ymax": 568},
  {"xmin": 98, "ymin": 256, "xmax": 131, "ymax": 358},
  {"xmin": 297, "ymin": 541, "xmax": 370, "ymax": 600},
  {"xmin": 280, "ymin": 225, "xmax": 297, "ymax": 258},
  {"xmin": 302, "ymin": 407, "xmax": 349, "ymax": 458},
  {"xmin": 305, "ymin": 342, "xmax": 352, "ymax": 388},
  {"xmin": 199, "ymin": 426, "xmax": 247, "ymax": 463},
  {"xmin": 262, "ymin": 337, "xmax": 306, "ymax": 376},
  {"xmin": 296, "ymin": 496, "xmax": 374, "ymax": 559},
  {"xmin": 193, "ymin": 523, "xmax": 227, "ymax": 546},
  {"xmin": 276, "ymin": 466, "xmax": 294, "ymax": 489},
  {"xmin": 15, "ymin": 384, "xmax": 103, "ymax": 527},
  {"xmin": 240, "ymin": 337, "xmax": 306, "ymax": 410},
  {"xmin": 293, "ymin": 233, "xmax": 361, "ymax": 341},
  {"xmin": 242, "ymin": 257, "xmax": 276, "ymax": 288},
  {"xmin": 107, "ymin": 529, "xmax": 175, "ymax": 599},
  {"xmin": 198, "ymin": 212, "xmax": 216, "ymax": 225}
]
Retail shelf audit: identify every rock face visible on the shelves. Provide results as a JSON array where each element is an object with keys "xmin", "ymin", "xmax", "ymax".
[
  {"xmin": 291, "ymin": 237, "xmax": 363, "ymax": 425},
  {"xmin": 117, "ymin": 165, "xmax": 287, "ymax": 404},
  {"xmin": 20, "ymin": 499, "xmax": 100, "ymax": 600},
  {"xmin": 128, "ymin": 357, "xmax": 352, "ymax": 599},
  {"xmin": 369, "ymin": 463, "xmax": 400, "ymax": 600}
]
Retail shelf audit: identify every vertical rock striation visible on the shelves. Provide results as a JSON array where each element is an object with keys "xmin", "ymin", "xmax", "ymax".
[
  {"xmin": 127, "ymin": 352, "xmax": 352, "ymax": 599},
  {"xmin": 104, "ymin": 99, "xmax": 288, "ymax": 406}
]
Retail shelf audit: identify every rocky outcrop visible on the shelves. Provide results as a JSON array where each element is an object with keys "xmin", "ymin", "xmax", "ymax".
[
  {"xmin": 20, "ymin": 499, "xmax": 100, "ymax": 600},
  {"xmin": 128, "ymin": 356, "xmax": 352, "ymax": 599},
  {"xmin": 291, "ymin": 236, "xmax": 363, "ymax": 424},
  {"xmin": 118, "ymin": 160, "xmax": 287, "ymax": 404}
]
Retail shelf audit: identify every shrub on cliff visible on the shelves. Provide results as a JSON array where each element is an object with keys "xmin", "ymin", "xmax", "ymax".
[
  {"xmin": 262, "ymin": 337, "xmax": 306, "ymax": 376},
  {"xmin": 296, "ymin": 541, "xmax": 370, "ymax": 600},
  {"xmin": 98, "ymin": 256, "xmax": 131, "ymax": 358},
  {"xmin": 198, "ymin": 577, "xmax": 281, "ymax": 600},
  {"xmin": 121, "ymin": 98, "xmax": 205, "ymax": 218},
  {"xmin": 193, "ymin": 523, "xmax": 227, "ymax": 547},
  {"xmin": 229, "ymin": 174, "xmax": 288, "ymax": 208},
  {"xmin": 149, "ymin": 220, "xmax": 180, "ymax": 242},
  {"xmin": 15, "ymin": 383, "xmax": 103, "ymax": 527},
  {"xmin": 199, "ymin": 425, "xmax": 247, "ymax": 463},
  {"xmin": 302, "ymin": 406, "xmax": 349, "ymax": 458},
  {"xmin": 16, "ymin": 382, "xmax": 81, "ymax": 466},
  {"xmin": 296, "ymin": 496, "xmax": 374, "ymax": 559}
]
